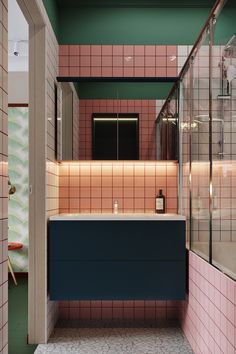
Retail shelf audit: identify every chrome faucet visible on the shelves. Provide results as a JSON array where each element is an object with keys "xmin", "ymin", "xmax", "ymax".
[{"xmin": 113, "ymin": 200, "xmax": 119, "ymax": 214}]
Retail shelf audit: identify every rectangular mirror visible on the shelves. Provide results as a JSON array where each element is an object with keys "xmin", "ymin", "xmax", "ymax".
[
  {"xmin": 56, "ymin": 81, "xmax": 178, "ymax": 161},
  {"xmin": 93, "ymin": 113, "xmax": 139, "ymax": 160}
]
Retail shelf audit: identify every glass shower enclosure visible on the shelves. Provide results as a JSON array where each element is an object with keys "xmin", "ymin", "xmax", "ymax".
[{"xmin": 158, "ymin": 0, "xmax": 236, "ymax": 281}]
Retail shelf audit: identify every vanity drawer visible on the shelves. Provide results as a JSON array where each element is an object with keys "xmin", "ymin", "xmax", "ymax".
[
  {"xmin": 49, "ymin": 260, "xmax": 186, "ymax": 300},
  {"xmin": 49, "ymin": 220, "xmax": 185, "ymax": 261}
]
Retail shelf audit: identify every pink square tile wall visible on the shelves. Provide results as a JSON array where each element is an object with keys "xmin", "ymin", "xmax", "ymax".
[
  {"xmin": 59, "ymin": 45, "xmax": 178, "ymax": 78},
  {"xmin": 0, "ymin": 0, "xmax": 8, "ymax": 352},
  {"xmin": 59, "ymin": 161, "xmax": 178, "ymax": 214},
  {"xmin": 59, "ymin": 300, "xmax": 180, "ymax": 321},
  {"xmin": 73, "ymin": 92, "xmax": 80, "ymax": 160},
  {"xmin": 188, "ymin": 161, "xmax": 236, "ymax": 244},
  {"xmin": 79, "ymin": 99, "xmax": 157, "ymax": 160},
  {"xmin": 180, "ymin": 251, "xmax": 236, "ymax": 354}
]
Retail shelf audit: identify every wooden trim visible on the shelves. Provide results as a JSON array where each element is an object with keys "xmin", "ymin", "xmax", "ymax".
[{"xmin": 17, "ymin": 0, "xmax": 47, "ymax": 344}]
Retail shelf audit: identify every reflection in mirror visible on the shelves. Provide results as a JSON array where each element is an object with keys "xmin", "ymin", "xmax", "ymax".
[
  {"xmin": 156, "ymin": 88, "xmax": 179, "ymax": 160},
  {"xmin": 93, "ymin": 113, "xmax": 139, "ymax": 160},
  {"xmin": 56, "ymin": 81, "xmax": 178, "ymax": 161}
]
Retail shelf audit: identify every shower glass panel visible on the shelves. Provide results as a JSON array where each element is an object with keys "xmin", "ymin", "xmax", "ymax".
[
  {"xmin": 158, "ymin": 0, "xmax": 236, "ymax": 280},
  {"xmin": 190, "ymin": 32, "xmax": 211, "ymax": 261},
  {"xmin": 180, "ymin": 70, "xmax": 191, "ymax": 245},
  {"xmin": 211, "ymin": 26, "xmax": 236, "ymax": 279}
]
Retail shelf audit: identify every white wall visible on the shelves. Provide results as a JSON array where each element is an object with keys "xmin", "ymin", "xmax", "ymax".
[{"xmin": 8, "ymin": 71, "xmax": 28, "ymax": 104}]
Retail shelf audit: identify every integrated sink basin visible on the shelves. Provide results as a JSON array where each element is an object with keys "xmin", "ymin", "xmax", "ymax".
[{"xmin": 50, "ymin": 213, "xmax": 186, "ymax": 221}]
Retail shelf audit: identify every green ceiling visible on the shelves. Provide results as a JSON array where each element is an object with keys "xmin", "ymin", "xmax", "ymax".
[
  {"xmin": 43, "ymin": 0, "xmax": 236, "ymax": 45},
  {"xmin": 75, "ymin": 82, "xmax": 173, "ymax": 99},
  {"xmin": 56, "ymin": 0, "xmax": 216, "ymax": 8},
  {"xmin": 42, "ymin": 0, "xmax": 236, "ymax": 100}
]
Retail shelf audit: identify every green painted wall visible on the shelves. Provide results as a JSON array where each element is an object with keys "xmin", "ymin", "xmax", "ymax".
[
  {"xmin": 76, "ymin": 82, "xmax": 172, "ymax": 99},
  {"xmin": 214, "ymin": 8, "xmax": 236, "ymax": 45},
  {"xmin": 42, "ymin": 0, "xmax": 59, "ymax": 39},
  {"xmin": 58, "ymin": 7, "xmax": 211, "ymax": 45}
]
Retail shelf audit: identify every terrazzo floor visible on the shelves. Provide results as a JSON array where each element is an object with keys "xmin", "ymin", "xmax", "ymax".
[{"xmin": 34, "ymin": 327, "xmax": 193, "ymax": 354}]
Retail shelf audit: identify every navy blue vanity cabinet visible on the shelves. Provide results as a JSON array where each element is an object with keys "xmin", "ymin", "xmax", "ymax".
[{"xmin": 49, "ymin": 220, "xmax": 186, "ymax": 300}]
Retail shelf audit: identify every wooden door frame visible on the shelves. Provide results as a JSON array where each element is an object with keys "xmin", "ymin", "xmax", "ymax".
[{"xmin": 16, "ymin": 0, "xmax": 47, "ymax": 343}]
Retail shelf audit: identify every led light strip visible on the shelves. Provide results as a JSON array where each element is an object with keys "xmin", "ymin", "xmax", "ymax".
[{"xmin": 93, "ymin": 118, "xmax": 138, "ymax": 122}]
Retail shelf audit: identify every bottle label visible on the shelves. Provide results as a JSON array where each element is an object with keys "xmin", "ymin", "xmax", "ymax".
[{"xmin": 156, "ymin": 198, "xmax": 164, "ymax": 211}]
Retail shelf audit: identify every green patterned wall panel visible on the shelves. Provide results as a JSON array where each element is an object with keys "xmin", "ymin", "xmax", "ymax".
[{"xmin": 8, "ymin": 107, "xmax": 29, "ymax": 272}]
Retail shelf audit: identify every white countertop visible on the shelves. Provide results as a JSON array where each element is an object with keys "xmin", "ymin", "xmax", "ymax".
[{"xmin": 50, "ymin": 213, "xmax": 186, "ymax": 221}]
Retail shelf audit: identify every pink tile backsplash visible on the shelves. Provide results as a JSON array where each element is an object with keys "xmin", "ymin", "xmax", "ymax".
[
  {"xmin": 59, "ymin": 45, "xmax": 178, "ymax": 78},
  {"xmin": 59, "ymin": 300, "xmax": 179, "ymax": 321},
  {"xmin": 59, "ymin": 161, "xmax": 178, "ymax": 214}
]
